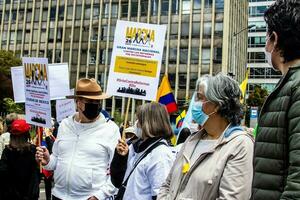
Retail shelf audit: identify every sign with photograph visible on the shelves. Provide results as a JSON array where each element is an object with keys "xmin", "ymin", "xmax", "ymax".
[
  {"xmin": 23, "ymin": 57, "xmax": 52, "ymax": 128},
  {"xmin": 11, "ymin": 63, "xmax": 70, "ymax": 103},
  {"xmin": 106, "ymin": 20, "xmax": 167, "ymax": 101}
]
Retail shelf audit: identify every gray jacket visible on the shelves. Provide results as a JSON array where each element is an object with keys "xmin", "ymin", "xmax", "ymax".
[{"xmin": 158, "ymin": 125, "xmax": 254, "ymax": 200}]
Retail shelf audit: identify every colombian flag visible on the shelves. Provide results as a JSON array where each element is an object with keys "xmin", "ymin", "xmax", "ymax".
[
  {"xmin": 176, "ymin": 110, "xmax": 186, "ymax": 128},
  {"xmin": 156, "ymin": 75, "xmax": 178, "ymax": 113}
]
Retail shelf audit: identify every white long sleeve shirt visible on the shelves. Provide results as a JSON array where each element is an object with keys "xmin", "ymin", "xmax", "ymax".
[
  {"xmin": 44, "ymin": 113, "xmax": 120, "ymax": 200},
  {"xmin": 123, "ymin": 140, "xmax": 175, "ymax": 200}
]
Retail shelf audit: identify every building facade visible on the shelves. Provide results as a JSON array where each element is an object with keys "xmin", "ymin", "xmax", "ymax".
[
  {"xmin": 0, "ymin": 0, "xmax": 248, "ymax": 119},
  {"xmin": 247, "ymin": 0, "xmax": 280, "ymax": 94}
]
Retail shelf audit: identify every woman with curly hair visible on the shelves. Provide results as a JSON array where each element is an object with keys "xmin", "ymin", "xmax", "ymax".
[{"xmin": 158, "ymin": 73, "xmax": 254, "ymax": 200}]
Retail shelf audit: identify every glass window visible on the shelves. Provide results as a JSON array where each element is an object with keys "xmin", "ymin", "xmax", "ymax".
[
  {"xmin": 201, "ymin": 48, "xmax": 210, "ymax": 64},
  {"xmin": 112, "ymin": 3, "xmax": 118, "ymax": 18},
  {"xmin": 248, "ymin": 52, "xmax": 265, "ymax": 63},
  {"xmin": 85, "ymin": 5, "xmax": 91, "ymax": 19},
  {"xmin": 81, "ymin": 50, "xmax": 87, "ymax": 65},
  {"xmin": 180, "ymin": 48, "xmax": 188, "ymax": 64},
  {"xmin": 26, "ymin": 9, "xmax": 32, "ymax": 22},
  {"xmin": 42, "ymin": 9, "xmax": 48, "ymax": 21},
  {"xmin": 213, "ymin": 47, "xmax": 222, "ymax": 63},
  {"xmin": 249, "ymin": 6, "xmax": 268, "ymax": 17},
  {"xmin": 76, "ymin": 5, "xmax": 82, "ymax": 19},
  {"xmin": 17, "ymin": 30, "xmax": 22, "ymax": 41},
  {"xmin": 192, "ymin": 22, "xmax": 200, "ymax": 37},
  {"xmin": 161, "ymin": 0, "xmax": 169, "ymax": 16},
  {"xmin": 32, "ymin": 29, "xmax": 39, "ymax": 43},
  {"xmin": 203, "ymin": 22, "xmax": 211, "ymax": 37},
  {"xmin": 48, "ymin": 28, "xmax": 54, "ymax": 42},
  {"xmin": 182, "ymin": 0, "xmax": 190, "ymax": 15},
  {"xmin": 205, "ymin": 0, "xmax": 212, "ymax": 8},
  {"xmin": 248, "ymin": 21, "xmax": 266, "ymax": 32},
  {"xmin": 93, "ymin": 6, "xmax": 99, "ymax": 19},
  {"xmin": 181, "ymin": 23, "xmax": 189, "ymax": 37},
  {"xmin": 172, "ymin": 0, "xmax": 179, "ymax": 14},
  {"xmin": 141, "ymin": 1, "xmax": 148, "ymax": 16},
  {"xmin": 216, "ymin": 0, "xmax": 224, "ymax": 12},
  {"xmin": 215, "ymin": 22, "xmax": 223, "ymax": 36},
  {"xmin": 41, "ymin": 29, "xmax": 46, "ymax": 43},
  {"xmin": 12, "ymin": 10, "xmax": 17, "ymax": 21},
  {"xmin": 169, "ymin": 48, "xmax": 177, "ymax": 64},
  {"xmin": 72, "ymin": 50, "xmax": 78, "ymax": 64},
  {"xmin": 194, "ymin": 0, "xmax": 201, "ymax": 13},
  {"xmin": 179, "ymin": 74, "xmax": 187, "ymax": 89},
  {"xmin": 50, "ymin": 7, "xmax": 56, "ymax": 20},
  {"xmin": 63, "ymin": 50, "xmax": 70, "ymax": 63},
  {"xmin": 57, "ymin": 28, "xmax": 63, "ymax": 42},
  {"xmin": 131, "ymin": 1, "xmax": 138, "ymax": 17},
  {"xmin": 248, "ymin": 36, "xmax": 266, "ymax": 47},
  {"xmin": 121, "ymin": 2, "xmax": 128, "ymax": 18},
  {"xmin": 152, "ymin": 0, "xmax": 158, "ymax": 16},
  {"xmin": 170, "ymin": 23, "xmax": 178, "ymax": 38},
  {"xmin": 67, "ymin": 5, "xmax": 73, "ymax": 20},
  {"xmin": 191, "ymin": 47, "xmax": 199, "ymax": 64},
  {"xmin": 73, "ymin": 27, "xmax": 80, "ymax": 42},
  {"xmin": 19, "ymin": 10, "xmax": 24, "ymax": 21},
  {"xmin": 34, "ymin": 8, "xmax": 40, "ymax": 21},
  {"xmin": 10, "ymin": 31, "xmax": 15, "ymax": 44}
]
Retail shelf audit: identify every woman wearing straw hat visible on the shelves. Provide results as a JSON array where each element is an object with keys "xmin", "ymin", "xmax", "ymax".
[{"xmin": 36, "ymin": 78, "xmax": 120, "ymax": 200}]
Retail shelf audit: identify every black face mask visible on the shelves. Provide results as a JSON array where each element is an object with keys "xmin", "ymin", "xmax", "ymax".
[{"xmin": 82, "ymin": 102, "xmax": 101, "ymax": 120}]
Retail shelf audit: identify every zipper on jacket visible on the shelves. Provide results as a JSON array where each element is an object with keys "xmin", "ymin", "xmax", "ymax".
[{"xmin": 66, "ymin": 135, "xmax": 79, "ymax": 198}]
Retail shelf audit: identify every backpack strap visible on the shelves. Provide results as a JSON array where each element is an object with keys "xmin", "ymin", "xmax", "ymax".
[{"xmin": 121, "ymin": 140, "xmax": 166, "ymax": 188}]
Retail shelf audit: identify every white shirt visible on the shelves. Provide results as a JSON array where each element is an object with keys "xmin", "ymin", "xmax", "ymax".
[
  {"xmin": 0, "ymin": 132, "xmax": 10, "ymax": 158},
  {"xmin": 44, "ymin": 113, "xmax": 120, "ymax": 200},
  {"xmin": 123, "ymin": 140, "xmax": 176, "ymax": 200}
]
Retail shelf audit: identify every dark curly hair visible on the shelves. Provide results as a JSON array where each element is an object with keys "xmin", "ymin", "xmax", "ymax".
[{"xmin": 265, "ymin": 0, "xmax": 300, "ymax": 63}]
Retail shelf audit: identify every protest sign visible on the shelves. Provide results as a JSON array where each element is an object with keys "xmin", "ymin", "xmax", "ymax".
[
  {"xmin": 23, "ymin": 57, "xmax": 52, "ymax": 128},
  {"xmin": 11, "ymin": 63, "xmax": 70, "ymax": 103},
  {"xmin": 56, "ymin": 89, "xmax": 76, "ymax": 122},
  {"xmin": 106, "ymin": 20, "xmax": 167, "ymax": 101}
]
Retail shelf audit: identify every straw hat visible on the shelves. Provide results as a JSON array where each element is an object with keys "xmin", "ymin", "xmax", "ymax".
[{"xmin": 66, "ymin": 78, "xmax": 111, "ymax": 100}]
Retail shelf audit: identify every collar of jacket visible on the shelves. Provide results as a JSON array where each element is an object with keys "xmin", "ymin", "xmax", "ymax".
[
  {"xmin": 259, "ymin": 61, "xmax": 300, "ymax": 117},
  {"xmin": 132, "ymin": 137, "xmax": 162, "ymax": 153},
  {"xmin": 65, "ymin": 113, "xmax": 107, "ymax": 134},
  {"xmin": 189, "ymin": 124, "xmax": 246, "ymax": 147}
]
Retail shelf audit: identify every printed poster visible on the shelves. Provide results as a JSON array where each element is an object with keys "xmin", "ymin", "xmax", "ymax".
[
  {"xmin": 11, "ymin": 63, "xmax": 70, "ymax": 103},
  {"xmin": 56, "ymin": 89, "xmax": 76, "ymax": 122},
  {"xmin": 106, "ymin": 20, "xmax": 167, "ymax": 101},
  {"xmin": 23, "ymin": 57, "xmax": 52, "ymax": 128}
]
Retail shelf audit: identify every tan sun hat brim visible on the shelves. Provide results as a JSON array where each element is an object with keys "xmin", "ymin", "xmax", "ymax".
[{"xmin": 66, "ymin": 93, "xmax": 111, "ymax": 100}]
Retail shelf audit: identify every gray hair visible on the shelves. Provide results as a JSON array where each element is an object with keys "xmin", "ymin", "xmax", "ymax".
[{"xmin": 195, "ymin": 73, "xmax": 243, "ymax": 125}]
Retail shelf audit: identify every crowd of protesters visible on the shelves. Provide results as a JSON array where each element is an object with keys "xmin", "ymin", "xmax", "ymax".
[{"xmin": 1, "ymin": 0, "xmax": 300, "ymax": 200}]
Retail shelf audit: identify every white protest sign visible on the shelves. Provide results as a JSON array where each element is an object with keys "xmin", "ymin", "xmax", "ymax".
[
  {"xmin": 56, "ymin": 89, "xmax": 76, "ymax": 122},
  {"xmin": 11, "ymin": 63, "xmax": 70, "ymax": 103},
  {"xmin": 106, "ymin": 20, "xmax": 167, "ymax": 101},
  {"xmin": 23, "ymin": 57, "xmax": 52, "ymax": 128}
]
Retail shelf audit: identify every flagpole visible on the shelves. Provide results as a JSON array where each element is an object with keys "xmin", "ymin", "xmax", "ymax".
[
  {"xmin": 122, "ymin": 97, "xmax": 131, "ymax": 140},
  {"xmin": 37, "ymin": 127, "xmax": 43, "ymax": 173}
]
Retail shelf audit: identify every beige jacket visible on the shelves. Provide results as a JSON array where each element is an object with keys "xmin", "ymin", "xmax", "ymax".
[{"xmin": 158, "ymin": 125, "xmax": 254, "ymax": 200}]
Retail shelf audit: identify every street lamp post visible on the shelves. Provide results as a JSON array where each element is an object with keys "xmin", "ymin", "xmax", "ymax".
[{"xmin": 231, "ymin": 24, "xmax": 256, "ymax": 78}]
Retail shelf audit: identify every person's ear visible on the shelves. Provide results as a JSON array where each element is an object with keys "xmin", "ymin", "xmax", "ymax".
[{"xmin": 272, "ymin": 31, "xmax": 278, "ymax": 48}]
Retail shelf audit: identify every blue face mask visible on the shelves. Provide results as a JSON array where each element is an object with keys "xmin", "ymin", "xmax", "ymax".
[{"xmin": 192, "ymin": 101, "xmax": 215, "ymax": 127}]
